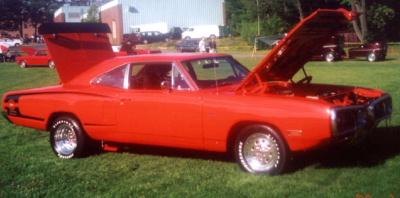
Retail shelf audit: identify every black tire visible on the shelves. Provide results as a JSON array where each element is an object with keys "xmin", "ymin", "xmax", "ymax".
[
  {"xmin": 324, "ymin": 51, "xmax": 336, "ymax": 62},
  {"xmin": 15, "ymin": 43, "xmax": 21, "ymax": 47},
  {"xmin": 48, "ymin": 60, "xmax": 55, "ymax": 68},
  {"xmin": 20, "ymin": 61, "xmax": 27, "ymax": 68},
  {"xmin": 234, "ymin": 125, "xmax": 288, "ymax": 175},
  {"xmin": 50, "ymin": 117, "xmax": 91, "ymax": 159},
  {"xmin": 367, "ymin": 52, "xmax": 377, "ymax": 62}
]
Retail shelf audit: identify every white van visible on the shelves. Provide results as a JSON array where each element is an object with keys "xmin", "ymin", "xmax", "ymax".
[{"xmin": 181, "ymin": 25, "xmax": 220, "ymax": 39}]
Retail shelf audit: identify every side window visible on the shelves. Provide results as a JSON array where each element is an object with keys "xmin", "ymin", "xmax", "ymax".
[
  {"xmin": 129, "ymin": 63, "xmax": 191, "ymax": 90},
  {"xmin": 92, "ymin": 65, "xmax": 128, "ymax": 88},
  {"xmin": 129, "ymin": 63, "xmax": 171, "ymax": 90}
]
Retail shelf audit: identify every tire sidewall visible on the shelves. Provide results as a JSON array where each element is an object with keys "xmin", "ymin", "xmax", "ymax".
[
  {"xmin": 234, "ymin": 125, "xmax": 288, "ymax": 175},
  {"xmin": 50, "ymin": 117, "xmax": 85, "ymax": 159}
]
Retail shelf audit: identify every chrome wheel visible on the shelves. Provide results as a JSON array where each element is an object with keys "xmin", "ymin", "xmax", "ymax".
[
  {"xmin": 242, "ymin": 133, "xmax": 279, "ymax": 171},
  {"xmin": 50, "ymin": 117, "xmax": 89, "ymax": 159},
  {"xmin": 20, "ymin": 61, "xmax": 26, "ymax": 68},
  {"xmin": 235, "ymin": 125, "xmax": 288, "ymax": 175},
  {"xmin": 324, "ymin": 52, "xmax": 335, "ymax": 62},
  {"xmin": 367, "ymin": 53, "xmax": 377, "ymax": 62},
  {"xmin": 48, "ymin": 60, "xmax": 55, "ymax": 68},
  {"xmin": 53, "ymin": 123, "xmax": 77, "ymax": 156}
]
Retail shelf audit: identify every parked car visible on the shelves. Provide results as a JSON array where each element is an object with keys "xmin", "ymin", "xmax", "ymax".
[
  {"xmin": 175, "ymin": 39, "xmax": 209, "ymax": 52},
  {"xmin": 121, "ymin": 33, "xmax": 140, "ymax": 44},
  {"xmin": 136, "ymin": 31, "xmax": 169, "ymax": 44},
  {"xmin": 348, "ymin": 42, "xmax": 387, "ymax": 62},
  {"xmin": 311, "ymin": 35, "xmax": 346, "ymax": 62},
  {"xmin": 2, "ymin": 9, "xmax": 392, "ymax": 175},
  {"xmin": 16, "ymin": 47, "xmax": 55, "ymax": 68},
  {"xmin": 113, "ymin": 41, "xmax": 161, "ymax": 56},
  {"xmin": 166, "ymin": 27, "xmax": 183, "ymax": 40},
  {"xmin": 0, "ymin": 38, "xmax": 23, "ymax": 47},
  {"xmin": 182, "ymin": 25, "xmax": 220, "ymax": 39}
]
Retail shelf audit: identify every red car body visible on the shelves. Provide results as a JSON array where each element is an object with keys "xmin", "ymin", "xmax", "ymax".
[
  {"xmin": 348, "ymin": 42, "xmax": 387, "ymax": 62},
  {"xmin": 16, "ymin": 47, "xmax": 55, "ymax": 68},
  {"xmin": 2, "ymin": 9, "xmax": 392, "ymax": 175}
]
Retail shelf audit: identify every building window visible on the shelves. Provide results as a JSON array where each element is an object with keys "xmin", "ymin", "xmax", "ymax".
[
  {"xmin": 68, "ymin": 12, "xmax": 81, "ymax": 18},
  {"xmin": 129, "ymin": 6, "xmax": 138, "ymax": 13}
]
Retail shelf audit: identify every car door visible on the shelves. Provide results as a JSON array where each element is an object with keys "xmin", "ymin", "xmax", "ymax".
[
  {"xmin": 116, "ymin": 62, "xmax": 204, "ymax": 149},
  {"xmin": 29, "ymin": 50, "xmax": 48, "ymax": 65}
]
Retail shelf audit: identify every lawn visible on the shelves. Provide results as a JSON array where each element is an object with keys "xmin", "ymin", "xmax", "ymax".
[{"xmin": 0, "ymin": 51, "xmax": 399, "ymax": 198}]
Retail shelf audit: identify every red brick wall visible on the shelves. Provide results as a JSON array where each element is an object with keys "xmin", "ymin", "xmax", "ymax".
[
  {"xmin": 54, "ymin": 13, "xmax": 66, "ymax": 23},
  {"xmin": 101, "ymin": 4, "xmax": 123, "ymax": 45}
]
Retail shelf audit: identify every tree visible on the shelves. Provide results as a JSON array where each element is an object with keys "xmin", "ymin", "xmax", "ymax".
[
  {"xmin": 82, "ymin": 3, "xmax": 100, "ymax": 23},
  {"xmin": 0, "ymin": 0, "xmax": 62, "ymax": 37}
]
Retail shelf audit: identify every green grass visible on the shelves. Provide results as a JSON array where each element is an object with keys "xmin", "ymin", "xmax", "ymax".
[{"xmin": 1, "ymin": 51, "xmax": 400, "ymax": 198}]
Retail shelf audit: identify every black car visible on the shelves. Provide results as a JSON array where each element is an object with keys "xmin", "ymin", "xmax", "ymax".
[
  {"xmin": 175, "ymin": 39, "xmax": 209, "ymax": 52},
  {"xmin": 137, "ymin": 31, "xmax": 169, "ymax": 44}
]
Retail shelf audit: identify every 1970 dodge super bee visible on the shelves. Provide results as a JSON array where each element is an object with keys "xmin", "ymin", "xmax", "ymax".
[{"xmin": 2, "ymin": 9, "xmax": 392, "ymax": 175}]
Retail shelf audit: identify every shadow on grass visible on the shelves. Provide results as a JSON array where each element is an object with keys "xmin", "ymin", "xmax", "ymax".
[
  {"xmin": 288, "ymin": 126, "xmax": 400, "ymax": 172},
  {"xmin": 104, "ymin": 126, "xmax": 400, "ymax": 174}
]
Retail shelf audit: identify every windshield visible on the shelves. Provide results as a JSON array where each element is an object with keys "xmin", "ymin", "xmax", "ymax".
[{"xmin": 180, "ymin": 56, "xmax": 250, "ymax": 89}]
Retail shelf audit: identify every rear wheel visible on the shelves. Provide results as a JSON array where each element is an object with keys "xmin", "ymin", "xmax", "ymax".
[
  {"xmin": 48, "ymin": 60, "xmax": 55, "ymax": 68},
  {"xmin": 324, "ymin": 51, "xmax": 336, "ymax": 62},
  {"xmin": 234, "ymin": 125, "xmax": 288, "ymax": 175},
  {"xmin": 20, "ymin": 61, "xmax": 27, "ymax": 68},
  {"xmin": 50, "ymin": 117, "xmax": 92, "ymax": 159}
]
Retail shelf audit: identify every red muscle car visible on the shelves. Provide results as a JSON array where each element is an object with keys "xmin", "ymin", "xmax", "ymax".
[
  {"xmin": 348, "ymin": 42, "xmax": 387, "ymax": 62},
  {"xmin": 17, "ymin": 47, "xmax": 55, "ymax": 68},
  {"xmin": 1, "ymin": 9, "xmax": 392, "ymax": 175}
]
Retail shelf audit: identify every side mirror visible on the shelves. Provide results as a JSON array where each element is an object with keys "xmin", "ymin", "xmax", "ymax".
[{"xmin": 161, "ymin": 80, "xmax": 172, "ymax": 92}]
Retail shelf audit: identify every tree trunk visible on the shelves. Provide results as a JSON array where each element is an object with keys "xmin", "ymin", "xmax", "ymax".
[
  {"xmin": 296, "ymin": 0, "xmax": 304, "ymax": 20},
  {"xmin": 351, "ymin": 0, "xmax": 367, "ymax": 43}
]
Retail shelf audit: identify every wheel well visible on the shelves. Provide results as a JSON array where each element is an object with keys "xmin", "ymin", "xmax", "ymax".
[
  {"xmin": 226, "ymin": 121, "xmax": 286, "ymax": 155},
  {"xmin": 46, "ymin": 112, "xmax": 80, "ymax": 131}
]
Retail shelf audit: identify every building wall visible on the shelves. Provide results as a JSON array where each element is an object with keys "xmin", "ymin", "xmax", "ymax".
[
  {"xmin": 101, "ymin": 4, "xmax": 123, "ymax": 44},
  {"xmin": 101, "ymin": 0, "xmax": 225, "ymax": 44},
  {"xmin": 54, "ymin": 6, "xmax": 90, "ymax": 22},
  {"xmin": 119, "ymin": 0, "xmax": 225, "ymax": 34}
]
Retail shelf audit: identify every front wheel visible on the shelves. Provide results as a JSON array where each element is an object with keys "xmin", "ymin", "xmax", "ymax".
[
  {"xmin": 50, "ymin": 117, "xmax": 89, "ymax": 159},
  {"xmin": 367, "ymin": 52, "xmax": 377, "ymax": 62},
  {"xmin": 234, "ymin": 125, "xmax": 289, "ymax": 175},
  {"xmin": 20, "ymin": 61, "xmax": 27, "ymax": 68}
]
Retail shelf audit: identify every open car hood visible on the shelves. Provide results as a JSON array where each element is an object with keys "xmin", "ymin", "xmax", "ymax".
[
  {"xmin": 238, "ymin": 9, "xmax": 357, "ymax": 90},
  {"xmin": 19, "ymin": 47, "xmax": 39, "ymax": 56}
]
